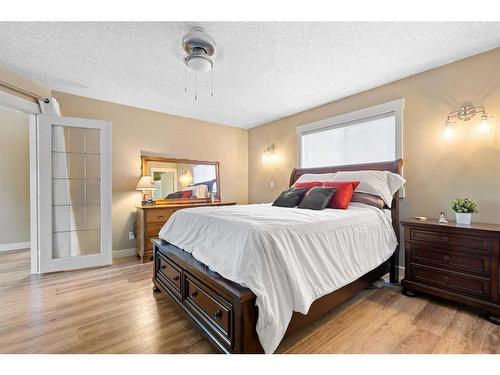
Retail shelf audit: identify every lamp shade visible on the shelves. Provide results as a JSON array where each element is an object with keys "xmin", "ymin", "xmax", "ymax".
[{"xmin": 136, "ymin": 175, "xmax": 157, "ymax": 191}]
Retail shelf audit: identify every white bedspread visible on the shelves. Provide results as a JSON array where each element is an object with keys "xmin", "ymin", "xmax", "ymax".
[{"xmin": 158, "ymin": 203, "xmax": 397, "ymax": 353}]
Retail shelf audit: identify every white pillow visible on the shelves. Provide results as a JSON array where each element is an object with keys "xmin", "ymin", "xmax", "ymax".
[
  {"xmin": 387, "ymin": 172, "xmax": 406, "ymax": 195},
  {"xmin": 295, "ymin": 172, "xmax": 337, "ymax": 183},
  {"xmin": 182, "ymin": 184, "xmax": 208, "ymax": 198},
  {"xmin": 332, "ymin": 170, "xmax": 405, "ymax": 207}
]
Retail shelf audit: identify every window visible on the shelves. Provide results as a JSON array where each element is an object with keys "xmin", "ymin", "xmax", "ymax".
[
  {"xmin": 298, "ymin": 99, "xmax": 403, "ymax": 168},
  {"xmin": 192, "ymin": 164, "xmax": 217, "ymax": 194}
]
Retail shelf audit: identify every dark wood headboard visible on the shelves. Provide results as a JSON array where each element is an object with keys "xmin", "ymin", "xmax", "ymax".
[{"xmin": 289, "ymin": 159, "xmax": 404, "ymax": 283}]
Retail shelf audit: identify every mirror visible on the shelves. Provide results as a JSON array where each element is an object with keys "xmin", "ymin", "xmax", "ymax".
[{"xmin": 141, "ymin": 156, "xmax": 220, "ymax": 204}]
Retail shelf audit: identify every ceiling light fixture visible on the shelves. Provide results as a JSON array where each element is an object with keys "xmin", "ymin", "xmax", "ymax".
[{"xmin": 182, "ymin": 27, "xmax": 216, "ymax": 101}]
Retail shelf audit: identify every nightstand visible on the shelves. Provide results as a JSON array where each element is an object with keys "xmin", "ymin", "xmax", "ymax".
[{"xmin": 401, "ymin": 218, "xmax": 500, "ymax": 324}]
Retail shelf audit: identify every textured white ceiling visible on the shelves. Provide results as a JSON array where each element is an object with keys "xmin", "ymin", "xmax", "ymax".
[{"xmin": 1, "ymin": 22, "xmax": 500, "ymax": 128}]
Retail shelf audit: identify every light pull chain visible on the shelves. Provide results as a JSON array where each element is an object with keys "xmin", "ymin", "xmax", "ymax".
[
  {"xmin": 184, "ymin": 66, "xmax": 187, "ymax": 93},
  {"xmin": 194, "ymin": 72, "xmax": 198, "ymax": 101},
  {"xmin": 211, "ymin": 69, "xmax": 214, "ymax": 97}
]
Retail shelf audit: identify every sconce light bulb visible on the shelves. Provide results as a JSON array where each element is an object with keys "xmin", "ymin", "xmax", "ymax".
[
  {"xmin": 478, "ymin": 118, "xmax": 491, "ymax": 135},
  {"xmin": 262, "ymin": 144, "xmax": 278, "ymax": 164},
  {"xmin": 443, "ymin": 125, "xmax": 454, "ymax": 140}
]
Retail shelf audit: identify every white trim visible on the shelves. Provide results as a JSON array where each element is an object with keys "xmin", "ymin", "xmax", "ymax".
[
  {"xmin": 297, "ymin": 98, "xmax": 404, "ymax": 167},
  {"xmin": 29, "ymin": 114, "xmax": 40, "ymax": 273},
  {"xmin": 0, "ymin": 241, "xmax": 30, "ymax": 252},
  {"xmin": 112, "ymin": 248, "xmax": 137, "ymax": 258},
  {"xmin": 0, "ymin": 90, "xmax": 41, "ymax": 114}
]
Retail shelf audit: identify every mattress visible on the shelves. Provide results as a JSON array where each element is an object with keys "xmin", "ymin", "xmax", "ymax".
[{"xmin": 158, "ymin": 202, "xmax": 398, "ymax": 353}]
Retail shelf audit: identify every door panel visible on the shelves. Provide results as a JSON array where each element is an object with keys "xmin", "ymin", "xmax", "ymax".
[{"xmin": 38, "ymin": 115, "xmax": 111, "ymax": 272}]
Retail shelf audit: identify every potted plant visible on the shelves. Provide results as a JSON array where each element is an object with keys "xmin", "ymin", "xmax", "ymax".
[{"xmin": 451, "ymin": 198, "xmax": 479, "ymax": 225}]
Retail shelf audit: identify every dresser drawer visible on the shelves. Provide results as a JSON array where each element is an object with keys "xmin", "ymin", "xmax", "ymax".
[
  {"xmin": 185, "ymin": 275, "xmax": 231, "ymax": 337},
  {"xmin": 410, "ymin": 228, "xmax": 491, "ymax": 252},
  {"xmin": 146, "ymin": 208, "xmax": 176, "ymax": 223},
  {"xmin": 412, "ymin": 264, "xmax": 490, "ymax": 300},
  {"xmin": 411, "ymin": 242, "xmax": 490, "ymax": 277},
  {"xmin": 146, "ymin": 222, "xmax": 165, "ymax": 237},
  {"xmin": 157, "ymin": 254, "xmax": 181, "ymax": 292}
]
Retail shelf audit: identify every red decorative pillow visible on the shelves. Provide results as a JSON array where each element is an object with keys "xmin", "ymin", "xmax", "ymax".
[
  {"xmin": 292, "ymin": 181, "xmax": 323, "ymax": 193},
  {"xmin": 180, "ymin": 190, "xmax": 193, "ymax": 198},
  {"xmin": 322, "ymin": 181, "xmax": 360, "ymax": 209}
]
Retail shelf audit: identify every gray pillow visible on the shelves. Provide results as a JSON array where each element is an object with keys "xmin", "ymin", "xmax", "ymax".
[
  {"xmin": 298, "ymin": 187, "xmax": 336, "ymax": 210},
  {"xmin": 351, "ymin": 192, "xmax": 385, "ymax": 209},
  {"xmin": 272, "ymin": 188, "xmax": 307, "ymax": 208}
]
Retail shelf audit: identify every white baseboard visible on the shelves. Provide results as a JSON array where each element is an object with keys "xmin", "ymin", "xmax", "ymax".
[
  {"xmin": 0, "ymin": 241, "xmax": 30, "ymax": 252},
  {"xmin": 112, "ymin": 248, "xmax": 136, "ymax": 258}
]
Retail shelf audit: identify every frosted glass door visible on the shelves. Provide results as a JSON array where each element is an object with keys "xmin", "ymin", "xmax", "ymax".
[{"xmin": 37, "ymin": 115, "xmax": 111, "ymax": 272}]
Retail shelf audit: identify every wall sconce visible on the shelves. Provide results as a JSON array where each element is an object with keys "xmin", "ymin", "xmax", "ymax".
[
  {"xmin": 262, "ymin": 144, "xmax": 279, "ymax": 164},
  {"xmin": 180, "ymin": 170, "xmax": 193, "ymax": 185},
  {"xmin": 444, "ymin": 104, "xmax": 493, "ymax": 138}
]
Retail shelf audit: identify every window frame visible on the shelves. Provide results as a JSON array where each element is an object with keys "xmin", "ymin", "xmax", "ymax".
[{"xmin": 296, "ymin": 99, "xmax": 404, "ymax": 168}]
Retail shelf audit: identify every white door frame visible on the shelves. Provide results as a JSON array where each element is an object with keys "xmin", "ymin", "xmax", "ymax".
[
  {"xmin": 0, "ymin": 91, "xmax": 40, "ymax": 273},
  {"xmin": 151, "ymin": 167, "xmax": 178, "ymax": 198},
  {"xmin": 0, "ymin": 90, "xmax": 113, "ymax": 273}
]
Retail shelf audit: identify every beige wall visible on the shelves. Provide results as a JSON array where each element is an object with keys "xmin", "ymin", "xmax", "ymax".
[
  {"xmin": 0, "ymin": 106, "xmax": 30, "ymax": 245},
  {"xmin": 0, "ymin": 65, "xmax": 51, "ymax": 101},
  {"xmin": 248, "ymin": 48, "xmax": 500, "ymax": 228},
  {"xmin": 52, "ymin": 91, "xmax": 248, "ymax": 252}
]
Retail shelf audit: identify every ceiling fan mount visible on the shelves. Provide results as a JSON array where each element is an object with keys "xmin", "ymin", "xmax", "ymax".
[{"xmin": 182, "ymin": 27, "xmax": 216, "ymax": 72}]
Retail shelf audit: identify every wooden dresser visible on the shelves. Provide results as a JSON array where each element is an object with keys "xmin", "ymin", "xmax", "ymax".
[
  {"xmin": 136, "ymin": 201, "xmax": 237, "ymax": 262},
  {"xmin": 401, "ymin": 218, "xmax": 500, "ymax": 324}
]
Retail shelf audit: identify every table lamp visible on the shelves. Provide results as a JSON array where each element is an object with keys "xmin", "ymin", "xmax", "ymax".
[{"xmin": 136, "ymin": 175, "xmax": 157, "ymax": 206}]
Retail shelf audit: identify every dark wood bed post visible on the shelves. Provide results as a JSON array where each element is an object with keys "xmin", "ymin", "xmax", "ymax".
[{"xmin": 290, "ymin": 159, "xmax": 404, "ymax": 284}]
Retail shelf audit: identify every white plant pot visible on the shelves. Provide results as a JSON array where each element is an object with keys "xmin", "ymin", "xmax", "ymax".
[{"xmin": 455, "ymin": 212, "xmax": 472, "ymax": 225}]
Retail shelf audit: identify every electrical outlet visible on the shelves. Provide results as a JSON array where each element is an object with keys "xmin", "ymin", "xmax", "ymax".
[
  {"xmin": 269, "ymin": 180, "xmax": 275, "ymax": 188},
  {"xmin": 129, "ymin": 232, "xmax": 135, "ymax": 240}
]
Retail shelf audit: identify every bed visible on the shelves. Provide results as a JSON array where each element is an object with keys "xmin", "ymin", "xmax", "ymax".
[{"xmin": 151, "ymin": 159, "xmax": 403, "ymax": 353}]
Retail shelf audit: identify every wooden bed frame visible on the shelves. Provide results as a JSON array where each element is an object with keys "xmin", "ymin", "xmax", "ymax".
[{"xmin": 151, "ymin": 159, "xmax": 403, "ymax": 353}]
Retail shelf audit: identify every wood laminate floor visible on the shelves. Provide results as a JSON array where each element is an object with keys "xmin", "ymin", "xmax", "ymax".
[{"xmin": 0, "ymin": 250, "xmax": 498, "ymax": 354}]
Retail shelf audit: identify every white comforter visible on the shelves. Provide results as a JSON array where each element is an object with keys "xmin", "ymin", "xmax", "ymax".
[{"xmin": 158, "ymin": 203, "xmax": 397, "ymax": 353}]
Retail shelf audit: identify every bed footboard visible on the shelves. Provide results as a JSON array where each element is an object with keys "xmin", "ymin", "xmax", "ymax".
[{"xmin": 152, "ymin": 238, "xmax": 391, "ymax": 353}]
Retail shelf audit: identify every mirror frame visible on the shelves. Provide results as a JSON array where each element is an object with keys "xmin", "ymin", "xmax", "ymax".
[{"xmin": 141, "ymin": 156, "xmax": 221, "ymax": 205}]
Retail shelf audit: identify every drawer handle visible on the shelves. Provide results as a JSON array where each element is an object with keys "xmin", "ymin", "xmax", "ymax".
[
  {"xmin": 157, "ymin": 215, "xmax": 165, "ymax": 219},
  {"xmin": 191, "ymin": 291, "xmax": 198, "ymax": 298},
  {"xmin": 444, "ymin": 276, "xmax": 450, "ymax": 283},
  {"xmin": 213, "ymin": 310, "xmax": 223, "ymax": 319},
  {"xmin": 441, "ymin": 235, "xmax": 450, "ymax": 242},
  {"xmin": 442, "ymin": 255, "xmax": 450, "ymax": 262},
  {"xmin": 160, "ymin": 264, "xmax": 166, "ymax": 270},
  {"xmin": 173, "ymin": 276, "xmax": 180, "ymax": 281}
]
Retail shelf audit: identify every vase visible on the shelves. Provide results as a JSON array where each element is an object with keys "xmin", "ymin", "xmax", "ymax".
[{"xmin": 456, "ymin": 212, "xmax": 472, "ymax": 225}]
